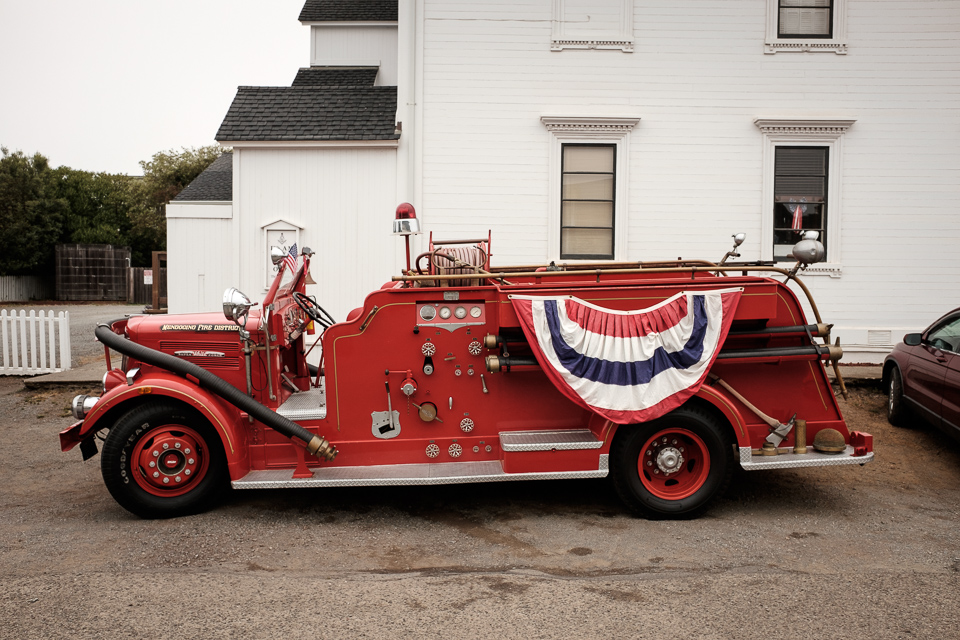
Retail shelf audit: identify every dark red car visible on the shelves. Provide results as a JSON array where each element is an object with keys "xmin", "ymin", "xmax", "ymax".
[{"xmin": 884, "ymin": 308, "xmax": 960, "ymax": 442}]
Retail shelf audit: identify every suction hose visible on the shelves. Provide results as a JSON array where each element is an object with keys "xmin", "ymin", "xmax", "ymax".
[{"xmin": 95, "ymin": 324, "xmax": 337, "ymax": 461}]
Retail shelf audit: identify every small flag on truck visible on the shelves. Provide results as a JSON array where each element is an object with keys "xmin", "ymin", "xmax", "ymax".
[{"xmin": 283, "ymin": 243, "xmax": 298, "ymax": 273}]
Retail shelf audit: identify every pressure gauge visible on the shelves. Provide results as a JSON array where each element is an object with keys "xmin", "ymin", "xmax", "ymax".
[
  {"xmin": 419, "ymin": 306, "xmax": 436, "ymax": 321},
  {"xmin": 439, "ymin": 306, "xmax": 452, "ymax": 319},
  {"xmin": 454, "ymin": 306, "xmax": 467, "ymax": 319},
  {"xmin": 470, "ymin": 306, "xmax": 482, "ymax": 318}
]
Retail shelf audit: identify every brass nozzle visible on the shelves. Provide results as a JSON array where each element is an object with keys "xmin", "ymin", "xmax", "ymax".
[
  {"xmin": 825, "ymin": 344, "xmax": 843, "ymax": 361},
  {"xmin": 306, "ymin": 435, "xmax": 338, "ymax": 461}
]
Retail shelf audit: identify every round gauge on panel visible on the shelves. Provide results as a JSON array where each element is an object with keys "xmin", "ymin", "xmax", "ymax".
[
  {"xmin": 454, "ymin": 306, "xmax": 467, "ymax": 319},
  {"xmin": 419, "ymin": 306, "xmax": 437, "ymax": 321},
  {"xmin": 439, "ymin": 306, "xmax": 452, "ymax": 319},
  {"xmin": 469, "ymin": 306, "xmax": 482, "ymax": 318}
]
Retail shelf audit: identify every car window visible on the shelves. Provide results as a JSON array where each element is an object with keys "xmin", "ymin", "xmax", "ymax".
[{"xmin": 927, "ymin": 315, "xmax": 960, "ymax": 353}]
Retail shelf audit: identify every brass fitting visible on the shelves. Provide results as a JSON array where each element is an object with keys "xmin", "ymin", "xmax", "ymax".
[
  {"xmin": 485, "ymin": 355, "xmax": 501, "ymax": 372},
  {"xmin": 483, "ymin": 334, "xmax": 501, "ymax": 349},
  {"xmin": 306, "ymin": 435, "xmax": 338, "ymax": 461},
  {"xmin": 825, "ymin": 344, "xmax": 843, "ymax": 361},
  {"xmin": 793, "ymin": 419, "xmax": 807, "ymax": 454}
]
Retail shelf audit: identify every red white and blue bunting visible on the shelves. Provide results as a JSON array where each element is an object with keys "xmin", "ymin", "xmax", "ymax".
[{"xmin": 510, "ymin": 288, "xmax": 742, "ymax": 424}]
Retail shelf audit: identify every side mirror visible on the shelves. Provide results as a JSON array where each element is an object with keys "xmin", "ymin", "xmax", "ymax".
[
  {"xmin": 223, "ymin": 288, "xmax": 253, "ymax": 325},
  {"xmin": 903, "ymin": 333, "xmax": 922, "ymax": 347}
]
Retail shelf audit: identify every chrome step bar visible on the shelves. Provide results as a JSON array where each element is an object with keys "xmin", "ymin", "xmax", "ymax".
[
  {"xmin": 499, "ymin": 429, "xmax": 603, "ymax": 452},
  {"xmin": 739, "ymin": 446, "xmax": 873, "ymax": 470},
  {"xmin": 232, "ymin": 455, "xmax": 609, "ymax": 490}
]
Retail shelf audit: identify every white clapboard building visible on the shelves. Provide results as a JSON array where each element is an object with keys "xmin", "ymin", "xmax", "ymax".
[{"xmin": 166, "ymin": 0, "xmax": 960, "ymax": 363}]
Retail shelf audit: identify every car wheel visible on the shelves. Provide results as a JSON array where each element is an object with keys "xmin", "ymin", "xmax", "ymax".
[
  {"xmin": 101, "ymin": 402, "xmax": 227, "ymax": 518},
  {"xmin": 611, "ymin": 404, "xmax": 734, "ymax": 520},
  {"xmin": 887, "ymin": 367, "xmax": 910, "ymax": 427}
]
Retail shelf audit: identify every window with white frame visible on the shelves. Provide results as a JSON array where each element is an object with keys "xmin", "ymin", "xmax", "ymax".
[
  {"xmin": 755, "ymin": 118, "xmax": 854, "ymax": 273},
  {"xmin": 765, "ymin": 0, "xmax": 846, "ymax": 54},
  {"xmin": 542, "ymin": 116, "xmax": 639, "ymax": 262}
]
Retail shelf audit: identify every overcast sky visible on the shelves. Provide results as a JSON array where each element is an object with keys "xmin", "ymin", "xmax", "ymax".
[{"xmin": 0, "ymin": 1, "xmax": 306, "ymax": 175}]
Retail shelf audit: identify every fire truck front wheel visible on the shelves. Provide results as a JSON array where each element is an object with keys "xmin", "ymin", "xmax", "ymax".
[
  {"xmin": 100, "ymin": 401, "xmax": 227, "ymax": 519},
  {"xmin": 611, "ymin": 405, "xmax": 734, "ymax": 519}
]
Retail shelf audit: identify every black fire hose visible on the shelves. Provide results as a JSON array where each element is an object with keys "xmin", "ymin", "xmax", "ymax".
[{"xmin": 95, "ymin": 324, "xmax": 337, "ymax": 461}]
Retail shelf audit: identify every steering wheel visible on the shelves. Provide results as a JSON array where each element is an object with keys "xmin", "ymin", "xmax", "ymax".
[{"xmin": 293, "ymin": 292, "xmax": 335, "ymax": 329}]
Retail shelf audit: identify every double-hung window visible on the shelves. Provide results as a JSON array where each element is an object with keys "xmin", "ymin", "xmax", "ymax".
[
  {"xmin": 561, "ymin": 144, "xmax": 616, "ymax": 260},
  {"xmin": 773, "ymin": 146, "xmax": 828, "ymax": 262},
  {"xmin": 778, "ymin": 0, "xmax": 833, "ymax": 38}
]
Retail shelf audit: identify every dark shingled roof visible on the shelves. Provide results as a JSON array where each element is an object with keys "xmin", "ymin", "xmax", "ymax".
[
  {"xmin": 215, "ymin": 86, "xmax": 399, "ymax": 142},
  {"xmin": 171, "ymin": 152, "xmax": 233, "ymax": 202},
  {"xmin": 299, "ymin": 0, "xmax": 397, "ymax": 22},
  {"xmin": 292, "ymin": 67, "xmax": 379, "ymax": 87}
]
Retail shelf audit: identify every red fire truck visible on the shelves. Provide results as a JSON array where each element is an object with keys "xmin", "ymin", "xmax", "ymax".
[{"xmin": 61, "ymin": 204, "xmax": 873, "ymax": 519}]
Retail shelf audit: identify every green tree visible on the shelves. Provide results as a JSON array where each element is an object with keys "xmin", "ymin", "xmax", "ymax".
[
  {"xmin": 0, "ymin": 147, "xmax": 66, "ymax": 275},
  {"xmin": 126, "ymin": 145, "xmax": 224, "ymax": 266},
  {"xmin": 52, "ymin": 168, "xmax": 133, "ymax": 246}
]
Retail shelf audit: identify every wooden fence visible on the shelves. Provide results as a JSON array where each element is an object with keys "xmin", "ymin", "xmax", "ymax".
[
  {"xmin": 0, "ymin": 309, "xmax": 71, "ymax": 375},
  {"xmin": 127, "ymin": 267, "xmax": 168, "ymax": 305},
  {"xmin": 56, "ymin": 244, "xmax": 129, "ymax": 301},
  {"xmin": 0, "ymin": 276, "xmax": 53, "ymax": 302}
]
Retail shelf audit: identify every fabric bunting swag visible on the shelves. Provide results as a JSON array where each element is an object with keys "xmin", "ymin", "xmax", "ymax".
[{"xmin": 510, "ymin": 288, "xmax": 743, "ymax": 424}]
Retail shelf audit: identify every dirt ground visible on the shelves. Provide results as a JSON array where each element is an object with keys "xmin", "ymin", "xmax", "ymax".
[{"xmin": 1, "ymin": 376, "xmax": 958, "ymax": 639}]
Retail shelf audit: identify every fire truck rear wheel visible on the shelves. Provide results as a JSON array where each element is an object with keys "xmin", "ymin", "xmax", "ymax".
[
  {"xmin": 100, "ymin": 402, "xmax": 227, "ymax": 519},
  {"xmin": 611, "ymin": 404, "xmax": 734, "ymax": 520}
]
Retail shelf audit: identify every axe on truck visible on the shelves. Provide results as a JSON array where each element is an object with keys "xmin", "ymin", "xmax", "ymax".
[{"xmin": 708, "ymin": 374, "xmax": 796, "ymax": 447}]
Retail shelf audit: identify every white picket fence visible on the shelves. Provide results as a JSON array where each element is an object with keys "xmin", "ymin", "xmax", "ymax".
[{"xmin": 0, "ymin": 310, "xmax": 71, "ymax": 375}]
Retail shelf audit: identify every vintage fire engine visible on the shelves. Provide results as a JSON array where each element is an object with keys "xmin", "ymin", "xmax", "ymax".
[{"xmin": 62, "ymin": 204, "xmax": 873, "ymax": 519}]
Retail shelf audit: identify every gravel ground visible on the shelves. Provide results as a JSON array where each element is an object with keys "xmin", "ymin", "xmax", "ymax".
[{"xmin": 1, "ymin": 371, "xmax": 958, "ymax": 639}]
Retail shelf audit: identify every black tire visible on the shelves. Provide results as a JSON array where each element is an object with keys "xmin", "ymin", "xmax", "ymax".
[
  {"xmin": 101, "ymin": 401, "xmax": 227, "ymax": 518},
  {"xmin": 611, "ymin": 404, "xmax": 734, "ymax": 520},
  {"xmin": 887, "ymin": 366, "xmax": 909, "ymax": 427}
]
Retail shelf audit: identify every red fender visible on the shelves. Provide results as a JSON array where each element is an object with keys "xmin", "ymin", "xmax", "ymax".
[
  {"xmin": 61, "ymin": 373, "xmax": 250, "ymax": 480},
  {"xmin": 694, "ymin": 384, "xmax": 752, "ymax": 448}
]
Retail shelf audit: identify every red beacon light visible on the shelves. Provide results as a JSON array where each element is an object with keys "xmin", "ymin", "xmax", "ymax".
[{"xmin": 392, "ymin": 203, "xmax": 421, "ymax": 236}]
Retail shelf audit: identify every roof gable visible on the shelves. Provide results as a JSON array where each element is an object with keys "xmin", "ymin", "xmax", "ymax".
[{"xmin": 171, "ymin": 152, "xmax": 233, "ymax": 202}]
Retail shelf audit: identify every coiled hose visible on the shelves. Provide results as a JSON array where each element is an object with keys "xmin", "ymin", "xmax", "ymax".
[{"xmin": 95, "ymin": 324, "xmax": 337, "ymax": 461}]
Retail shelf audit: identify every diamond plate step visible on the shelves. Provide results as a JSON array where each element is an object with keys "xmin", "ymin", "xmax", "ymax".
[
  {"xmin": 739, "ymin": 446, "xmax": 874, "ymax": 470},
  {"xmin": 232, "ymin": 456, "xmax": 608, "ymax": 489},
  {"xmin": 499, "ymin": 429, "xmax": 603, "ymax": 452},
  {"xmin": 276, "ymin": 387, "xmax": 326, "ymax": 421}
]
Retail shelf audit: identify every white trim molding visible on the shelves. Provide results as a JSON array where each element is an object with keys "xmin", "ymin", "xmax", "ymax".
[
  {"xmin": 764, "ymin": 0, "xmax": 848, "ymax": 54},
  {"xmin": 542, "ymin": 115, "xmax": 640, "ymax": 262},
  {"xmin": 755, "ymin": 118, "xmax": 855, "ymax": 275},
  {"xmin": 551, "ymin": 0, "xmax": 634, "ymax": 52}
]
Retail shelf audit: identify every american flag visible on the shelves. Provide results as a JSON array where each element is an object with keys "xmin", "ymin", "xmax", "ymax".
[
  {"xmin": 791, "ymin": 203, "xmax": 804, "ymax": 231},
  {"xmin": 283, "ymin": 243, "xmax": 298, "ymax": 274}
]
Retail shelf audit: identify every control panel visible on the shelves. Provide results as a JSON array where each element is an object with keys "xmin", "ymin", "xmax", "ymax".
[{"xmin": 416, "ymin": 301, "xmax": 486, "ymax": 331}]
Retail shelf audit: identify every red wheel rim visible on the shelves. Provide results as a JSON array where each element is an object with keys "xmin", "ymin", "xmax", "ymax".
[
  {"xmin": 131, "ymin": 424, "xmax": 209, "ymax": 497},
  {"xmin": 637, "ymin": 427, "xmax": 711, "ymax": 500}
]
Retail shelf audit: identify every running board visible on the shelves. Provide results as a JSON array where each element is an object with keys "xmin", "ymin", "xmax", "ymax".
[
  {"xmin": 232, "ymin": 455, "xmax": 609, "ymax": 490},
  {"xmin": 500, "ymin": 429, "xmax": 603, "ymax": 452},
  {"xmin": 739, "ymin": 446, "xmax": 874, "ymax": 471}
]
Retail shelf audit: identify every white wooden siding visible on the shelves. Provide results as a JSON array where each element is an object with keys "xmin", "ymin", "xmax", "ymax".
[
  {"xmin": 415, "ymin": 0, "xmax": 960, "ymax": 361},
  {"xmin": 234, "ymin": 147, "xmax": 399, "ymax": 324},
  {"xmin": 311, "ymin": 25, "xmax": 399, "ymax": 85},
  {"xmin": 167, "ymin": 217, "xmax": 236, "ymax": 314}
]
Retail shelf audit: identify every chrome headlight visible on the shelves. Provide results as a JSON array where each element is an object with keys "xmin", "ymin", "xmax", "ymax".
[{"xmin": 71, "ymin": 395, "xmax": 99, "ymax": 420}]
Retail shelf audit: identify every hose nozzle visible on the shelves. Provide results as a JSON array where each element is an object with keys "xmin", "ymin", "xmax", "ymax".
[{"xmin": 306, "ymin": 436, "xmax": 338, "ymax": 461}]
